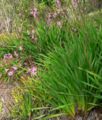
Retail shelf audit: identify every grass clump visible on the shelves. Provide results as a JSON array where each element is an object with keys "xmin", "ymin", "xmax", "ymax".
[
  {"xmin": 36, "ymin": 19, "xmax": 102, "ymax": 117},
  {"xmin": 10, "ymin": 17, "xmax": 102, "ymax": 119}
]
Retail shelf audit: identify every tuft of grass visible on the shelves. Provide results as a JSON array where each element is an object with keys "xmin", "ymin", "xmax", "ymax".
[
  {"xmin": 0, "ymin": 34, "xmax": 21, "ymax": 57},
  {"xmin": 37, "ymin": 19, "xmax": 102, "ymax": 117}
]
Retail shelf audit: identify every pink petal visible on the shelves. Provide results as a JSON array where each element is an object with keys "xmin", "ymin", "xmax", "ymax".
[
  {"xmin": 8, "ymin": 70, "xmax": 14, "ymax": 77},
  {"xmin": 27, "ymin": 66, "xmax": 37, "ymax": 76},
  {"xmin": 56, "ymin": 0, "xmax": 61, "ymax": 8},
  {"xmin": 4, "ymin": 53, "xmax": 13, "ymax": 59},
  {"xmin": 12, "ymin": 66, "xmax": 18, "ymax": 71}
]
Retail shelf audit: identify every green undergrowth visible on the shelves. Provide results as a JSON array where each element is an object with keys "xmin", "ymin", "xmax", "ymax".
[
  {"xmin": 10, "ymin": 15, "xmax": 102, "ymax": 120},
  {"xmin": 0, "ymin": 1, "xmax": 102, "ymax": 119},
  {"xmin": 36, "ymin": 18, "xmax": 102, "ymax": 116}
]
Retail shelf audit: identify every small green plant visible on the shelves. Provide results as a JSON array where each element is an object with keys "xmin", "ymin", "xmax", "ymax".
[{"xmin": 11, "ymin": 85, "xmax": 33, "ymax": 120}]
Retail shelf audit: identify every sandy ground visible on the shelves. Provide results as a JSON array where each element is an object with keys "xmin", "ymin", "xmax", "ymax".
[{"xmin": 0, "ymin": 81, "xmax": 18, "ymax": 120}]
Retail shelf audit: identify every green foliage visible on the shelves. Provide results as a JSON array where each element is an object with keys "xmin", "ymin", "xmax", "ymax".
[
  {"xmin": 36, "ymin": 21, "xmax": 67, "ymax": 55},
  {"xmin": 11, "ymin": 85, "xmax": 33, "ymax": 120},
  {"xmin": 0, "ymin": 34, "xmax": 21, "ymax": 57},
  {"xmin": 1, "ymin": 0, "xmax": 102, "ymax": 119},
  {"xmin": 37, "ymin": 0, "xmax": 55, "ymax": 6},
  {"xmin": 37, "ymin": 20, "xmax": 102, "ymax": 116},
  {"xmin": 10, "ymin": 16, "xmax": 102, "ymax": 119},
  {"xmin": 18, "ymin": 93, "xmax": 33, "ymax": 119},
  {"xmin": 22, "ymin": 21, "xmax": 67, "ymax": 61}
]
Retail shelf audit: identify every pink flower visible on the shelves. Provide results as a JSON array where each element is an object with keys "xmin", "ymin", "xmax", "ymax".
[
  {"xmin": 12, "ymin": 66, "xmax": 18, "ymax": 71},
  {"xmin": 8, "ymin": 70, "xmax": 15, "ymax": 77},
  {"xmin": 4, "ymin": 53, "xmax": 13, "ymax": 59},
  {"xmin": 30, "ymin": 8, "xmax": 38, "ymax": 19},
  {"xmin": 72, "ymin": 0, "xmax": 79, "ymax": 8},
  {"xmin": 56, "ymin": 0, "xmax": 61, "ymax": 8},
  {"xmin": 6, "ymin": 66, "xmax": 18, "ymax": 77},
  {"xmin": 47, "ymin": 13, "xmax": 53, "ymax": 25},
  {"xmin": 27, "ymin": 66, "xmax": 37, "ymax": 76}
]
